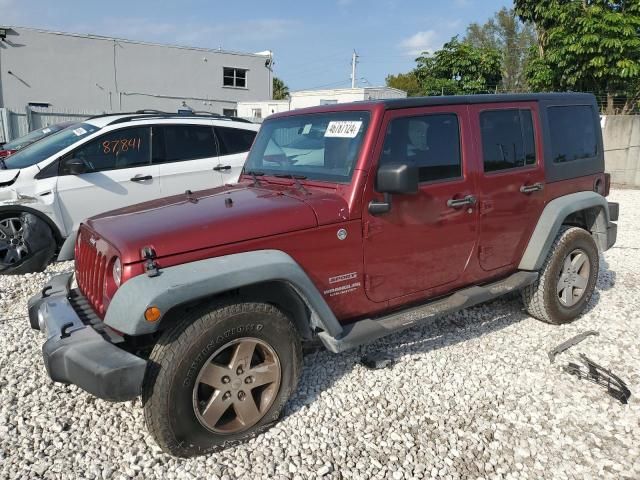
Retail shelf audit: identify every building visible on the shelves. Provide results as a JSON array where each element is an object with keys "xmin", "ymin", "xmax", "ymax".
[
  {"xmin": 0, "ymin": 26, "xmax": 273, "ymax": 115},
  {"xmin": 237, "ymin": 86, "xmax": 407, "ymax": 120}
]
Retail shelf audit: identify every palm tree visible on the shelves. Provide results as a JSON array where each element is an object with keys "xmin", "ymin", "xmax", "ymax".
[{"xmin": 273, "ymin": 77, "xmax": 290, "ymax": 100}]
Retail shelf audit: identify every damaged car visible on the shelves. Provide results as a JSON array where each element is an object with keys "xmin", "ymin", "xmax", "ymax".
[{"xmin": 0, "ymin": 111, "xmax": 258, "ymax": 274}]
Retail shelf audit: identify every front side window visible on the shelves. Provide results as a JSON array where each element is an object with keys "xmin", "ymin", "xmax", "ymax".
[
  {"xmin": 152, "ymin": 125, "xmax": 218, "ymax": 163},
  {"xmin": 548, "ymin": 105, "xmax": 597, "ymax": 163},
  {"xmin": 216, "ymin": 127, "xmax": 257, "ymax": 155},
  {"xmin": 244, "ymin": 111, "xmax": 371, "ymax": 183},
  {"xmin": 62, "ymin": 127, "xmax": 150, "ymax": 174},
  {"xmin": 380, "ymin": 113, "xmax": 461, "ymax": 183},
  {"xmin": 4, "ymin": 122, "xmax": 100, "ymax": 170},
  {"xmin": 481, "ymin": 109, "xmax": 536, "ymax": 172},
  {"xmin": 223, "ymin": 67, "xmax": 247, "ymax": 88}
]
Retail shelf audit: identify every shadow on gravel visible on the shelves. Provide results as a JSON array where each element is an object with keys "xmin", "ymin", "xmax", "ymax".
[
  {"xmin": 287, "ymin": 258, "xmax": 618, "ymax": 417},
  {"xmin": 286, "ymin": 296, "xmax": 530, "ymax": 417}
]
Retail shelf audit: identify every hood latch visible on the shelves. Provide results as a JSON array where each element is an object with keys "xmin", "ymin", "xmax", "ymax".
[{"xmin": 141, "ymin": 246, "xmax": 161, "ymax": 277}]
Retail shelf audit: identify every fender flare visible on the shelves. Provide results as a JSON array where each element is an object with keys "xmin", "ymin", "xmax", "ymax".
[
  {"xmin": 0, "ymin": 204, "xmax": 64, "ymax": 246},
  {"xmin": 103, "ymin": 249, "xmax": 344, "ymax": 338},
  {"xmin": 56, "ymin": 230, "xmax": 77, "ymax": 261},
  {"xmin": 519, "ymin": 191, "xmax": 611, "ymax": 271}
]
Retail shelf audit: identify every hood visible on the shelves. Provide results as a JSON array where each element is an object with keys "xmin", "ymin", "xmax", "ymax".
[{"xmin": 86, "ymin": 184, "xmax": 320, "ymax": 264}]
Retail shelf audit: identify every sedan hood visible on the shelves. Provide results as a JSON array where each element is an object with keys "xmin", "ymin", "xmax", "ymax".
[{"xmin": 86, "ymin": 184, "xmax": 319, "ymax": 264}]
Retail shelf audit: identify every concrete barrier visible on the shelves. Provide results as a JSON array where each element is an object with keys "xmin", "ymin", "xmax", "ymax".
[{"xmin": 602, "ymin": 115, "xmax": 640, "ymax": 188}]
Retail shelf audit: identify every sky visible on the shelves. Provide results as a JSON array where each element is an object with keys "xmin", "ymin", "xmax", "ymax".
[{"xmin": 1, "ymin": 0, "xmax": 511, "ymax": 91}]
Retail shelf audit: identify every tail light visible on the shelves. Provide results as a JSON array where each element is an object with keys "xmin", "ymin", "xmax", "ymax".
[{"xmin": 594, "ymin": 174, "xmax": 610, "ymax": 197}]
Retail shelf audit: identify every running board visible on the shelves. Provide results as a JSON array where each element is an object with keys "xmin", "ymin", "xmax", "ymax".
[{"xmin": 318, "ymin": 271, "xmax": 538, "ymax": 353}]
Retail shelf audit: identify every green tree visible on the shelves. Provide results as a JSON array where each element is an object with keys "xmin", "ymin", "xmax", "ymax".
[
  {"xmin": 515, "ymin": 0, "xmax": 640, "ymax": 114},
  {"xmin": 385, "ymin": 71, "xmax": 422, "ymax": 96},
  {"xmin": 272, "ymin": 77, "xmax": 289, "ymax": 100},
  {"xmin": 414, "ymin": 37, "xmax": 502, "ymax": 95},
  {"xmin": 465, "ymin": 7, "xmax": 536, "ymax": 92}
]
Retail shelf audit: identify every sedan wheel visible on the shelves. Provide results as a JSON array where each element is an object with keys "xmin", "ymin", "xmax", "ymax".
[{"xmin": 0, "ymin": 217, "xmax": 29, "ymax": 267}]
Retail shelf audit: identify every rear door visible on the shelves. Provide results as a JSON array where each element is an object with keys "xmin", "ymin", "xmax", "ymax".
[
  {"xmin": 153, "ymin": 124, "xmax": 223, "ymax": 196},
  {"xmin": 214, "ymin": 126, "xmax": 257, "ymax": 183},
  {"xmin": 55, "ymin": 126, "xmax": 160, "ymax": 232},
  {"xmin": 363, "ymin": 105, "xmax": 479, "ymax": 303},
  {"xmin": 469, "ymin": 103, "xmax": 545, "ymax": 272}
]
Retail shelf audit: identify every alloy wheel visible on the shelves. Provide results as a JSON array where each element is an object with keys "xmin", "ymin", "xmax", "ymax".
[
  {"xmin": 192, "ymin": 337, "xmax": 281, "ymax": 434},
  {"xmin": 0, "ymin": 217, "xmax": 29, "ymax": 266},
  {"xmin": 557, "ymin": 248, "xmax": 590, "ymax": 307}
]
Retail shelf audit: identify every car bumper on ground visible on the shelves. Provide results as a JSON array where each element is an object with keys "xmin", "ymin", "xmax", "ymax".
[{"xmin": 28, "ymin": 273, "xmax": 146, "ymax": 402}]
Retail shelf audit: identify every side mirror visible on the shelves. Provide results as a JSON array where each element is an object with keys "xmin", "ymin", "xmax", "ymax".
[
  {"xmin": 64, "ymin": 158, "xmax": 87, "ymax": 175},
  {"xmin": 369, "ymin": 163, "xmax": 419, "ymax": 215}
]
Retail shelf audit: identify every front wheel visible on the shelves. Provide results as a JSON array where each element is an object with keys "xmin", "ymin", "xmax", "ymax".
[
  {"xmin": 521, "ymin": 226, "xmax": 599, "ymax": 324},
  {"xmin": 142, "ymin": 302, "xmax": 302, "ymax": 457},
  {"xmin": 0, "ymin": 212, "xmax": 55, "ymax": 274}
]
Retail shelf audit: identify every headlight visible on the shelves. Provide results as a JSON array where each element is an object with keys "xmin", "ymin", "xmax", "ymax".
[{"xmin": 113, "ymin": 257, "xmax": 122, "ymax": 287}]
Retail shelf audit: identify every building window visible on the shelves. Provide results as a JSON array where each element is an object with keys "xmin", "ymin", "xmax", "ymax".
[
  {"xmin": 223, "ymin": 67, "xmax": 247, "ymax": 88},
  {"xmin": 251, "ymin": 108, "xmax": 263, "ymax": 119},
  {"xmin": 223, "ymin": 108, "xmax": 238, "ymax": 117}
]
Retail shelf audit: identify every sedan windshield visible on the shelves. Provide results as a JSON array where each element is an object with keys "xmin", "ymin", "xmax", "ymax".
[
  {"xmin": 243, "ymin": 111, "xmax": 370, "ymax": 183},
  {"xmin": 3, "ymin": 123, "xmax": 100, "ymax": 170}
]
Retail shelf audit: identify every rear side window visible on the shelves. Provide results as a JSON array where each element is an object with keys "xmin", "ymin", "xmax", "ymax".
[
  {"xmin": 480, "ymin": 109, "xmax": 536, "ymax": 172},
  {"xmin": 216, "ymin": 127, "xmax": 257, "ymax": 155},
  {"xmin": 153, "ymin": 125, "xmax": 218, "ymax": 163},
  {"xmin": 380, "ymin": 113, "xmax": 461, "ymax": 182},
  {"xmin": 548, "ymin": 105, "xmax": 597, "ymax": 163},
  {"xmin": 64, "ymin": 127, "xmax": 150, "ymax": 173}
]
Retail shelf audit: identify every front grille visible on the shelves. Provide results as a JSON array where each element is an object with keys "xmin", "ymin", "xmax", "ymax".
[{"xmin": 76, "ymin": 230, "xmax": 109, "ymax": 317}]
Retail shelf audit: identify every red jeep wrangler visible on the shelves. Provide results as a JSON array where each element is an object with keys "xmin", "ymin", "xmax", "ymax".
[{"xmin": 29, "ymin": 93, "xmax": 618, "ymax": 457}]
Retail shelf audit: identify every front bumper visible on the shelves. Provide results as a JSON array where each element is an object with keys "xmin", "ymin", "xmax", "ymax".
[{"xmin": 28, "ymin": 273, "xmax": 146, "ymax": 402}]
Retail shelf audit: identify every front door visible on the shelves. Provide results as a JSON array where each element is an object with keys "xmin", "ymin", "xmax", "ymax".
[
  {"xmin": 55, "ymin": 126, "xmax": 160, "ymax": 232},
  {"xmin": 469, "ymin": 103, "xmax": 545, "ymax": 272},
  {"xmin": 363, "ymin": 106, "xmax": 479, "ymax": 303}
]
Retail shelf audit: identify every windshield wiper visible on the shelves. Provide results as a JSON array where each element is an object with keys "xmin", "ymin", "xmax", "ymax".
[
  {"xmin": 274, "ymin": 173, "xmax": 309, "ymax": 195},
  {"xmin": 243, "ymin": 169, "xmax": 265, "ymax": 186}
]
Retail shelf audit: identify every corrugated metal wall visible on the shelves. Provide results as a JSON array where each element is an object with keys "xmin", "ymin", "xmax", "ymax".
[{"xmin": 0, "ymin": 107, "xmax": 98, "ymax": 143}]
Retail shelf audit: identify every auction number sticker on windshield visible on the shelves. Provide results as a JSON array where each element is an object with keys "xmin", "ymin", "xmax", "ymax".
[
  {"xmin": 72, "ymin": 127, "xmax": 87, "ymax": 136},
  {"xmin": 42, "ymin": 128, "xmax": 51, "ymax": 134},
  {"xmin": 324, "ymin": 120, "xmax": 362, "ymax": 138}
]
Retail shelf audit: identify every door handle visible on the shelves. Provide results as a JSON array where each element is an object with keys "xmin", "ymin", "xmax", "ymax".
[
  {"xmin": 213, "ymin": 165, "xmax": 232, "ymax": 171},
  {"xmin": 130, "ymin": 175, "xmax": 153, "ymax": 182},
  {"xmin": 447, "ymin": 195, "xmax": 476, "ymax": 208},
  {"xmin": 520, "ymin": 182, "xmax": 544, "ymax": 194}
]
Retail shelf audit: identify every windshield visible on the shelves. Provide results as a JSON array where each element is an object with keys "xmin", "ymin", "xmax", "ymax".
[
  {"xmin": 3, "ymin": 123, "xmax": 100, "ymax": 169},
  {"xmin": 2, "ymin": 123, "xmax": 70, "ymax": 151},
  {"xmin": 243, "ymin": 111, "xmax": 370, "ymax": 182}
]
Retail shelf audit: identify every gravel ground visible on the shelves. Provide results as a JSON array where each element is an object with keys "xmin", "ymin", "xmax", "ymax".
[{"xmin": 1, "ymin": 189, "xmax": 639, "ymax": 480}]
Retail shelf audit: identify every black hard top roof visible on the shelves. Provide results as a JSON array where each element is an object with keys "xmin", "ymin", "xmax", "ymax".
[{"xmin": 379, "ymin": 92, "xmax": 596, "ymax": 110}]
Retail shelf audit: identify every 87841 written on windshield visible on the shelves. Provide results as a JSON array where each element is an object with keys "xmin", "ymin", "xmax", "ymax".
[{"xmin": 243, "ymin": 112, "xmax": 370, "ymax": 183}]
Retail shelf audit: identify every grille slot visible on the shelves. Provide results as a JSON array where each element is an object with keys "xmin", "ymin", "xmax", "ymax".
[{"xmin": 76, "ymin": 232, "xmax": 108, "ymax": 316}]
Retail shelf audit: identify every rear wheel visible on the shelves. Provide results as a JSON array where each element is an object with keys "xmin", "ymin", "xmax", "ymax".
[
  {"xmin": 0, "ymin": 213, "xmax": 55, "ymax": 274},
  {"xmin": 521, "ymin": 226, "xmax": 599, "ymax": 324},
  {"xmin": 142, "ymin": 302, "xmax": 302, "ymax": 457}
]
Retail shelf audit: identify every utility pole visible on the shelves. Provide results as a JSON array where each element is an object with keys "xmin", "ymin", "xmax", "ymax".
[{"xmin": 351, "ymin": 50, "xmax": 359, "ymax": 88}]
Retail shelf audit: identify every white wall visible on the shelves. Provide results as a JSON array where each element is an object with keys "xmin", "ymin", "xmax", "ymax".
[
  {"xmin": 237, "ymin": 101, "xmax": 290, "ymax": 119},
  {"xmin": 0, "ymin": 27, "xmax": 272, "ymax": 114}
]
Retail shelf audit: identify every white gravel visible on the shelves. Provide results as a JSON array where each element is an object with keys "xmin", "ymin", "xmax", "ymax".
[{"xmin": 1, "ymin": 189, "xmax": 639, "ymax": 480}]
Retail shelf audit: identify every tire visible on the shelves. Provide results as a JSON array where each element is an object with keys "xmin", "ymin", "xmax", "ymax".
[
  {"xmin": 142, "ymin": 302, "xmax": 303, "ymax": 457},
  {"xmin": 521, "ymin": 226, "xmax": 599, "ymax": 324},
  {"xmin": 0, "ymin": 212, "xmax": 55, "ymax": 275}
]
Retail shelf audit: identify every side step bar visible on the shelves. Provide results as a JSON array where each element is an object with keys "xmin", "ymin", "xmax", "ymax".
[{"xmin": 318, "ymin": 271, "xmax": 538, "ymax": 353}]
